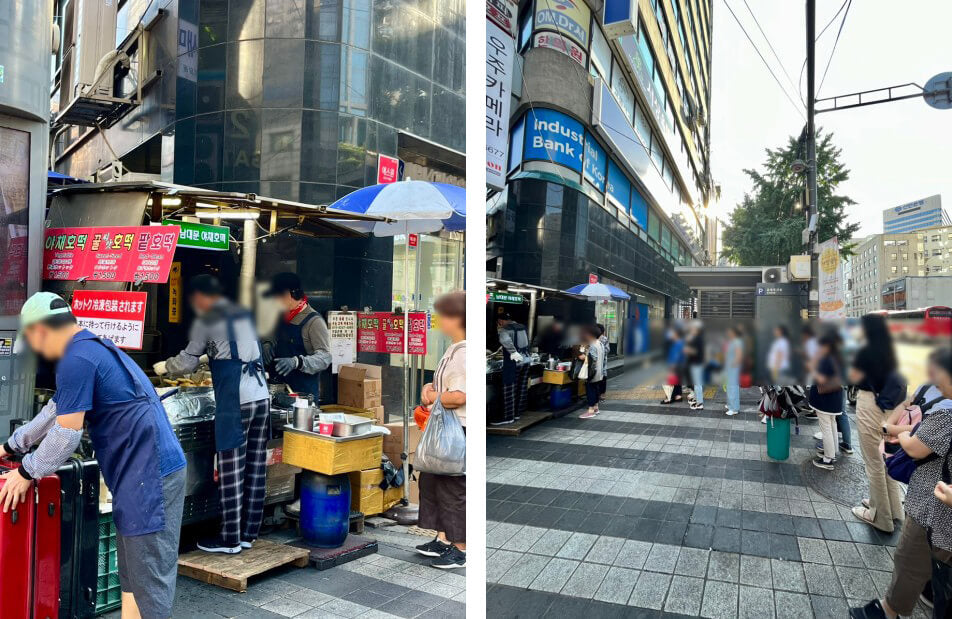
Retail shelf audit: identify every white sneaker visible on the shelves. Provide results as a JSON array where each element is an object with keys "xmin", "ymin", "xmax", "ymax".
[
  {"xmin": 760, "ymin": 416, "xmax": 768, "ymax": 424},
  {"xmin": 813, "ymin": 431, "xmax": 823, "ymax": 440},
  {"xmin": 725, "ymin": 410, "xmax": 739, "ymax": 416}
]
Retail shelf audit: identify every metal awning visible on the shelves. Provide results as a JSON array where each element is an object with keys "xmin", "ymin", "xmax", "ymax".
[{"xmin": 47, "ymin": 181, "xmax": 390, "ymax": 238}]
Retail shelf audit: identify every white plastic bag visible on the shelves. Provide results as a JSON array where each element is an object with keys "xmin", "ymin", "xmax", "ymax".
[{"xmin": 415, "ymin": 400, "xmax": 466, "ymax": 476}]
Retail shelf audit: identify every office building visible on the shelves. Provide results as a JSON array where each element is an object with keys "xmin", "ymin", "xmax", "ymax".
[
  {"xmin": 487, "ymin": 0, "xmax": 716, "ymax": 354},
  {"xmin": 883, "ymin": 194, "xmax": 951, "ymax": 233},
  {"xmin": 847, "ymin": 226, "xmax": 952, "ymax": 316},
  {"xmin": 882, "ymin": 276, "xmax": 952, "ymax": 311},
  {"xmin": 49, "ymin": 0, "xmax": 465, "ymax": 316}
]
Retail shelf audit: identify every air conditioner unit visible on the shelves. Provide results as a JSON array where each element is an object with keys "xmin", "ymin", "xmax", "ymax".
[
  {"xmin": 761, "ymin": 266, "xmax": 789, "ymax": 284},
  {"xmin": 59, "ymin": 0, "xmax": 118, "ymax": 110}
]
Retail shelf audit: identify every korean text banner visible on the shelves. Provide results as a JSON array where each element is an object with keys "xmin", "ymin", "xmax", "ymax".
[
  {"xmin": 44, "ymin": 226, "xmax": 179, "ymax": 283},
  {"xmin": 72, "ymin": 290, "xmax": 147, "ymax": 349},
  {"xmin": 356, "ymin": 312, "xmax": 427, "ymax": 355}
]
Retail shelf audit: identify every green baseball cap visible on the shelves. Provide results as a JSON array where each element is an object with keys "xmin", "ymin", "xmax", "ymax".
[{"xmin": 19, "ymin": 292, "xmax": 73, "ymax": 329}]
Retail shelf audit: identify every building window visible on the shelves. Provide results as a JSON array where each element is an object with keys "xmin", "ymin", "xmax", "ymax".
[
  {"xmin": 611, "ymin": 61, "xmax": 636, "ymax": 124},
  {"xmin": 590, "ymin": 20, "xmax": 612, "ymax": 80}
]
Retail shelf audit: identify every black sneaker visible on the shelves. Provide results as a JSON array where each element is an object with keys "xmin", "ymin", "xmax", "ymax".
[
  {"xmin": 839, "ymin": 443, "xmax": 854, "ymax": 455},
  {"xmin": 812, "ymin": 456, "xmax": 835, "ymax": 471},
  {"xmin": 197, "ymin": 536, "xmax": 241, "ymax": 554},
  {"xmin": 415, "ymin": 537, "xmax": 451, "ymax": 558},
  {"xmin": 849, "ymin": 599, "xmax": 888, "ymax": 619},
  {"xmin": 431, "ymin": 545, "xmax": 466, "ymax": 569}
]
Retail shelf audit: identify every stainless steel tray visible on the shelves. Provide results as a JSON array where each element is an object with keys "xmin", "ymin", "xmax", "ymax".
[{"xmin": 283, "ymin": 424, "xmax": 384, "ymax": 443}]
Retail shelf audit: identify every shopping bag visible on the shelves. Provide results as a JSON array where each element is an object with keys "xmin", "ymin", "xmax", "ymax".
[
  {"xmin": 415, "ymin": 399, "xmax": 466, "ymax": 476},
  {"xmin": 662, "ymin": 385, "xmax": 675, "ymax": 401},
  {"xmin": 666, "ymin": 372, "xmax": 679, "ymax": 386},
  {"xmin": 413, "ymin": 405, "xmax": 430, "ymax": 431}
]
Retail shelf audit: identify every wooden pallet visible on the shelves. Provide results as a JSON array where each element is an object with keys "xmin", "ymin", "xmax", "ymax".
[{"xmin": 177, "ymin": 539, "xmax": 309, "ymax": 592}]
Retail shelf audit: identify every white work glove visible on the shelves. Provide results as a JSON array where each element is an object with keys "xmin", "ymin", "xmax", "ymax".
[
  {"xmin": 509, "ymin": 352, "xmax": 523, "ymax": 363},
  {"xmin": 198, "ymin": 354, "xmax": 209, "ymax": 365},
  {"xmin": 153, "ymin": 361, "xmax": 168, "ymax": 376}
]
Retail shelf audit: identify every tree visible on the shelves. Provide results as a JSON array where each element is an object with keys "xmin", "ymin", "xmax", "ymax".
[{"xmin": 721, "ymin": 130, "xmax": 859, "ymax": 265}]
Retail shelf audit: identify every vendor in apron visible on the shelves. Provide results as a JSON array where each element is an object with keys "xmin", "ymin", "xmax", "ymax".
[
  {"xmin": 154, "ymin": 274, "xmax": 270, "ymax": 555},
  {"xmin": 261, "ymin": 272, "xmax": 332, "ymax": 403},
  {"xmin": 1, "ymin": 293, "xmax": 186, "ymax": 619}
]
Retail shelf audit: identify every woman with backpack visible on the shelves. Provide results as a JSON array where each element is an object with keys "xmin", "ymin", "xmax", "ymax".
[
  {"xmin": 849, "ymin": 313, "xmax": 904, "ymax": 533},
  {"xmin": 809, "ymin": 331, "xmax": 845, "ymax": 471},
  {"xmin": 850, "ymin": 347, "xmax": 952, "ymax": 619},
  {"xmin": 661, "ymin": 326, "xmax": 685, "ymax": 404}
]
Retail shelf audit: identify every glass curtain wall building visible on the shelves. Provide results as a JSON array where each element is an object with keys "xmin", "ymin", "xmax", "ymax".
[
  {"xmin": 487, "ymin": 0, "xmax": 715, "ymax": 354},
  {"xmin": 49, "ymin": 0, "xmax": 465, "ymax": 405}
]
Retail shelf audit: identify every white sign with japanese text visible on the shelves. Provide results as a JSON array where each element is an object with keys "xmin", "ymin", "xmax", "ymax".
[
  {"xmin": 71, "ymin": 290, "xmax": 148, "ymax": 350},
  {"xmin": 328, "ymin": 311, "xmax": 357, "ymax": 373}
]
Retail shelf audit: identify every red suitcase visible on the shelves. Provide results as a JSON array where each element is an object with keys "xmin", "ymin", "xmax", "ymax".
[{"xmin": 0, "ymin": 459, "xmax": 61, "ymax": 619}]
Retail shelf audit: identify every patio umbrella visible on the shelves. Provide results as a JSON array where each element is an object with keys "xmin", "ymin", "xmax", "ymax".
[
  {"xmin": 328, "ymin": 180, "xmax": 465, "ymax": 235},
  {"xmin": 329, "ymin": 180, "xmax": 466, "ymax": 517},
  {"xmin": 564, "ymin": 282, "xmax": 632, "ymax": 300}
]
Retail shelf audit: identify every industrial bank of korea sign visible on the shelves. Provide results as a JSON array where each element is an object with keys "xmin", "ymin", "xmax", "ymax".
[{"xmin": 522, "ymin": 108, "xmax": 584, "ymax": 172}]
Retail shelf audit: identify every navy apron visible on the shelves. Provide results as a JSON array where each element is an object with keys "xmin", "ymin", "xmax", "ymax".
[
  {"xmin": 84, "ymin": 335, "xmax": 168, "ymax": 536},
  {"xmin": 209, "ymin": 310, "xmax": 265, "ymax": 452},
  {"xmin": 274, "ymin": 311, "xmax": 321, "ymax": 402}
]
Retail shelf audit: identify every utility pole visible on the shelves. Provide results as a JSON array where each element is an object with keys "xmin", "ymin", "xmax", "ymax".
[{"xmin": 805, "ymin": 0, "xmax": 818, "ymax": 317}]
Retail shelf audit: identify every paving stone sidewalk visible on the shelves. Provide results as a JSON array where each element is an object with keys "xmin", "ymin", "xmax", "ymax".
[
  {"xmin": 104, "ymin": 525, "xmax": 466, "ymax": 618},
  {"xmin": 486, "ymin": 368, "xmax": 929, "ymax": 618}
]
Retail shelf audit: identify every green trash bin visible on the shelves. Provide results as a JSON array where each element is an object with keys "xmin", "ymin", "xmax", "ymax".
[{"xmin": 766, "ymin": 416, "xmax": 791, "ymax": 460}]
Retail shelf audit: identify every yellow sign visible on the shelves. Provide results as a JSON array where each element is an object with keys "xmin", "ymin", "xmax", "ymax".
[
  {"xmin": 168, "ymin": 262, "xmax": 182, "ymax": 323},
  {"xmin": 534, "ymin": 0, "xmax": 591, "ymax": 48}
]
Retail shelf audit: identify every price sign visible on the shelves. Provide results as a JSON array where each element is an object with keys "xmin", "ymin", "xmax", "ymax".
[
  {"xmin": 43, "ymin": 226, "xmax": 179, "ymax": 283},
  {"xmin": 356, "ymin": 311, "xmax": 427, "ymax": 355}
]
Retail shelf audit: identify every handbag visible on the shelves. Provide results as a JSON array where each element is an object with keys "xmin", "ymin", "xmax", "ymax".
[
  {"xmin": 415, "ymin": 399, "xmax": 466, "ymax": 476},
  {"xmin": 884, "ymin": 421, "xmax": 946, "ymax": 484}
]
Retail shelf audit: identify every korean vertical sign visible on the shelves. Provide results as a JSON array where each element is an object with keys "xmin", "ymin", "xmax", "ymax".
[{"xmin": 486, "ymin": 0, "xmax": 516, "ymax": 191}]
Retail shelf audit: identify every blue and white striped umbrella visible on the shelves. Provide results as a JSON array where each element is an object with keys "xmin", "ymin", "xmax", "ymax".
[
  {"xmin": 329, "ymin": 180, "xmax": 465, "ymax": 236},
  {"xmin": 564, "ymin": 282, "xmax": 632, "ymax": 300}
]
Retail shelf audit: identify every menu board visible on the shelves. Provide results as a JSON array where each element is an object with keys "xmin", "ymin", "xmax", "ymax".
[
  {"xmin": 328, "ymin": 311, "xmax": 357, "ymax": 373},
  {"xmin": 43, "ymin": 226, "xmax": 179, "ymax": 283},
  {"xmin": 71, "ymin": 290, "xmax": 148, "ymax": 349},
  {"xmin": 356, "ymin": 312, "xmax": 427, "ymax": 355}
]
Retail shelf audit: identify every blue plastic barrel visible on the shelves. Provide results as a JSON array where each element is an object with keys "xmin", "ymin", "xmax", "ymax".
[
  {"xmin": 550, "ymin": 385, "xmax": 573, "ymax": 410},
  {"xmin": 300, "ymin": 472, "xmax": 351, "ymax": 548}
]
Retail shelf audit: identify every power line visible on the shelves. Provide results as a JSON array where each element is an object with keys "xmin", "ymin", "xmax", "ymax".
[
  {"xmin": 799, "ymin": 0, "xmax": 850, "ymax": 100},
  {"xmin": 817, "ymin": 0, "xmax": 852, "ymax": 95},
  {"xmin": 741, "ymin": 0, "xmax": 801, "ymax": 104},
  {"xmin": 721, "ymin": 0, "xmax": 806, "ymax": 120}
]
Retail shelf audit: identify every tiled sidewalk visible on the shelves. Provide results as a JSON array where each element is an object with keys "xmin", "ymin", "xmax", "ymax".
[
  {"xmin": 104, "ymin": 526, "xmax": 466, "ymax": 618},
  {"xmin": 486, "ymin": 378, "xmax": 926, "ymax": 618}
]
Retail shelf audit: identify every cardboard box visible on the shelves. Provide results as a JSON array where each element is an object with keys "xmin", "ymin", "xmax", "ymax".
[
  {"xmin": 382, "ymin": 421, "xmax": 422, "ymax": 458},
  {"xmin": 338, "ymin": 364, "xmax": 382, "ymax": 408},
  {"xmin": 348, "ymin": 467, "xmax": 406, "ymax": 515},
  {"xmin": 542, "ymin": 369, "xmax": 574, "ymax": 385},
  {"xmin": 283, "ymin": 430, "xmax": 382, "ymax": 475}
]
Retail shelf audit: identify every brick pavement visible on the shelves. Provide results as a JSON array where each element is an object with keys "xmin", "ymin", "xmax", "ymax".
[
  {"xmin": 103, "ymin": 526, "xmax": 466, "ymax": 618},
  {"xmin": 486, "ymin": 372, "xmax": 929, "ymax": 618}
]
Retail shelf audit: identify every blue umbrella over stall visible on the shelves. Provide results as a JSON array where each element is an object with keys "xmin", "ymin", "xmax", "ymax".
[{"xmin": 564, "ymin": 282, "xmax": 632, "ymax": 300}]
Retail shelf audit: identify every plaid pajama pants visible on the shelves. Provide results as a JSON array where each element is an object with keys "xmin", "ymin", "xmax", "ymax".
[
  {"xmin": 515, "ymin": 364, "xmax": 530, "ymax": 415},
  {"xmin": 217, "ymin": 399, "xmax": 270, "ymax": 546}
]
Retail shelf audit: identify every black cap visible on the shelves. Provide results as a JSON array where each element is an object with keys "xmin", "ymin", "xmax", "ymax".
[
  {"xmin": 188, "ymin": 274, "xmax": 223, "ymax": 296},
  {"xmin": 264, "ymin": 272, "xmax": 303, "ymax": 297}
]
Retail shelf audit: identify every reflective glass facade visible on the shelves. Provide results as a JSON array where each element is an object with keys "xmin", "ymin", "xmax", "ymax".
[{"xmin": 173, "ymin": 0, "xmax": 466, "ymax": 202}]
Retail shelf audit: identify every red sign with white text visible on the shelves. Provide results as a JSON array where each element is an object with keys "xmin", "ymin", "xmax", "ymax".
[
  {"xmin": 356, "ymin": 312, "xmax": 427, "ymax": 355},
  {"xmin": 377, "ymin": 154, "xmax": 400, "ymax": 184},
  {"xmin": 589, "ymin": 273, "xmax": 598, "ymax": 284},
  {"xmin": 43, "ymin": 226, "xmax": 179, "ymax": 283},
  {"xmin": 408, "ymin": 233, "xmax": 419, "ymax": 248},
  {"xmin": 71, "ymin": 290, "xmax": 148, "ymax": 349}
]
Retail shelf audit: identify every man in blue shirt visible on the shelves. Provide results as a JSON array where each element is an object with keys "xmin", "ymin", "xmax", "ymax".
[{"xmin": 0, "ymin": 292, "xmax": 186, "ymax": 619}]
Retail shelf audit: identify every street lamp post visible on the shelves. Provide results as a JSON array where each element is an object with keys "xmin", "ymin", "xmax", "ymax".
[{"xmin": 806, "ymin": 0, "xmax": 818, "ymax": 317}]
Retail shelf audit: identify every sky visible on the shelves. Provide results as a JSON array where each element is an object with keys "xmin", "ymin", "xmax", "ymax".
[{"xmin": 708, "ymin": 0, "xmax": 952, "ymax": 239}]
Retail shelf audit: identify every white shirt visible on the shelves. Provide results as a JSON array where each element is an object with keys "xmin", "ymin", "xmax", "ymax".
[
  {"xmin": 768, "ymin": 337, "xmax": 791, "ymax": 374},
  {"xmin": 434, "ymin": 341, "xmax": 466, "ymax": 426}
]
